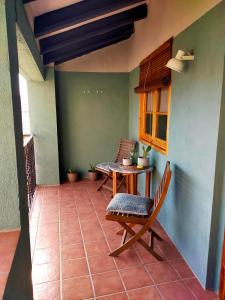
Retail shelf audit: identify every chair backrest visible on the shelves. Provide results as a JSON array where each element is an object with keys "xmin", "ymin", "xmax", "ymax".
[
  {"xmin": 148, "ymin": 161, "xmax": 172, "ymax": 223},
  {"xmin": 115, "ymin": 139, "xmax": 136, "ymax": 163}
]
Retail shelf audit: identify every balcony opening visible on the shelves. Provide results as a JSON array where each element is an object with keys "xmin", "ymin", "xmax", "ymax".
[{"xmin": 19, "ymin": 74, "xmax": 31, "ymax": 137}]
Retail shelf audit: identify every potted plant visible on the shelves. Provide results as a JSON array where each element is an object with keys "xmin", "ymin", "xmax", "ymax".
[
  {"xmin": 130, "ymin": 147, "xmax": 138, "ymax": 165},
  {"xmin": 123, "ymin": 156, "xmax": 132, "ymax": 166},
  {"xmin": 123, "ymin": 147, "xmax": 138, "ymax": 166},
  {"xmin": 138, "ymin": 145, "xmax": 151, "ymax": 167},
  {"xmin": 88, "ymin": 163, "xmax": 98, "ymax": 181},
  {"xmin": 67, "ymin": 168, "xmax": 78, "ymax": 183}
]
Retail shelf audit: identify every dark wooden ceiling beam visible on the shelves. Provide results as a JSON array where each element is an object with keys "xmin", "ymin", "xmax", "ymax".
[
  {"xmin": 43, "ymin": 24, "xmax": 134, "ymax": 65},
  {"xmin": 23, "ymin": 0, "xmax": 35, "ymax": 3},
  {"xmin": 55, "ymin": 34, "xmax": 131, "ymax": 65},
  {"xmin": 39, "ymin": 4, "xmax": 147, "ymax": 55},
  {"xmin": 34, "ymin": 0, "xmax": 145, "ymax": 37}
]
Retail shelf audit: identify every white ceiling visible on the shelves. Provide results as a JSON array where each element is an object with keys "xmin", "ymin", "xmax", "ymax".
[{"xmin": 25, "ymin": 0, "xmax": 82, "ymax": 18}]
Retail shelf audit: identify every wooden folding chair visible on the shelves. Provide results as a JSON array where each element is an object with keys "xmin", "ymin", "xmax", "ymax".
[
  {"xmin": 105, "ymin": 161, "xmax": 172, "ymax": 259},
  {"xmin": 96, "ymin": 139, "xmax": 136, "ymax": 193}
]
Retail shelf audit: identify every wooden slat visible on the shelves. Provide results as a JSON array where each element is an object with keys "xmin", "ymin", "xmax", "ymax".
[
  {"xmin": 135, "ymin": 38, "xmax": 173, "ymax": 93},
  {"xmin": 106, "ymin": 212, "xmax": 148, "ymax": 225},
  {"xmin": 115, "ymin": 139, "xmax": 136, "ymax": 162}
]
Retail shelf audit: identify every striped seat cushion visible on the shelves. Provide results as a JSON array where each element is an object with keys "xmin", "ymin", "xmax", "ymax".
[
  {"xmin": 107, "ymin": 193, "xmax": 153, "ymax": 216},
  {"xmin": 96, "ymin": 162, "xmax": 117, "ymax": 172}
]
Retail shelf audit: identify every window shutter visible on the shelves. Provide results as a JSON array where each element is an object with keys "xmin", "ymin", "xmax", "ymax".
[{"xmin": 135, "ymin": 38, "xmax": 173, "ymax": 93}]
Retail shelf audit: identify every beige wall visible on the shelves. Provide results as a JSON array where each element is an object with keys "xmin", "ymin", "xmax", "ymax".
[
  {"xmin": 128, "ymin": 0, "xmax": 221, "ymax": 71},
  {"xmin": 55, "ymin": 39, "xmax": 130, "ymax": 73}
]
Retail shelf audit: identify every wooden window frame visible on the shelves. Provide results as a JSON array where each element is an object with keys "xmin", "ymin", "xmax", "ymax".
[{"xmin": 139, "ymin": 85, "xmax": 171, "ymax": 155}]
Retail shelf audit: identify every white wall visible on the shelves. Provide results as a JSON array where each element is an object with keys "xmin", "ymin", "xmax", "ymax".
[
  {"xmin": 128, "ymin": 0, "xmax": 221, "ymax": 71},
  {"xmin": 55, "ymin": 39, "xmax": 130, "ymax": 73}
]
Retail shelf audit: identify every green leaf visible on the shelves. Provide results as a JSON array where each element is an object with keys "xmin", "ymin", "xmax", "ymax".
[
  {"xmin": 68, "ymin": 168, "xmax": 76, "ymax": 173},
  {"xmin": 146, "ymin": 145, "xmax": 152, "ymax": 152},
  {"xmin": 89, "ymin": 163, "xmax": 96, "ymax": 172}
]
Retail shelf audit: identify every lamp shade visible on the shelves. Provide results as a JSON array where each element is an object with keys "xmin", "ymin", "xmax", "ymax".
[
  {"xmin": 166, "ymin": 58, "xmax": 184, "ymax": 73},
  {"xmin": 175, "ymin": 50, "xmax": 185, "ymax": 60}
]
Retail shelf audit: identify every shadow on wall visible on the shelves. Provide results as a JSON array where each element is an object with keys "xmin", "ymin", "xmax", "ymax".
[
  {"xmin": 173, "ymin": 164, "xmax": 195, "ymax": 205},
  {"xmin": 153, "ymin": 162, "xmax": 196, "ymax": 243},
  {"xmin": 168, "ymin": 164, "xmax": 195, "ymax": 238}
]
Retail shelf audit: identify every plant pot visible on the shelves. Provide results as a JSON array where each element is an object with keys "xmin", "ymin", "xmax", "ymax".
[
  {"xmin": 88, "ymin": 171, "xmax": 98, "ymax": 181},
  {"xmin": 67, "ymin": 173, "xmax": 78, "ymax": 183},
  {"xmin": 138, "ymin": 157, "xmax": 149, "ymax": 167},
  {"xmin": 122, "ymin": 158, "xmax": 132, "ymax": 166}
]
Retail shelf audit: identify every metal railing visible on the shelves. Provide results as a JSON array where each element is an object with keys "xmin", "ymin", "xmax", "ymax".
[{"xmin": 24, "ymin": 136, "xmax": 36, "ymax": 210}]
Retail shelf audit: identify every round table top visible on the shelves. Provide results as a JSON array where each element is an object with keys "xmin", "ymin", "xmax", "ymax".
[{"xmin": 109, "ymin": 163, "xmax": 153, "ymax": 174}]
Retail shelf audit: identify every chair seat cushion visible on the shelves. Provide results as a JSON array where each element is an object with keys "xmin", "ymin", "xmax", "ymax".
[
  {"xmin": 107, "ymin": 193, "xmax": 153, "ymax": 216},
  {"xmin": 96, "ymin": 162, "xmax": 118, "ymax": 172}
]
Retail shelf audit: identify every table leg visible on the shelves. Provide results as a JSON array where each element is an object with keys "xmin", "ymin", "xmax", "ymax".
[
  {"xmin": 146, "ymin": 171, "xmax": 151, "ymax": 197},
  {"xmin": 133, "ymin": 174, "xmax": 137, "ymax": 195},
  {"xmin": 126, "ymin": 175, "xmax": 130, "ymax": 194},
  {"xmin": 112, "ymin": 171, "xmax": 118, "ymax": 197},
  {"xmin": 129, "ymin": 174, "xmax": 138, "ymax": 195}
]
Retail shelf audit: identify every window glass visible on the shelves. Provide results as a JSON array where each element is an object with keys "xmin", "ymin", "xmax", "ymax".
[
  {"xmin": 139, "ymin": 86, "xmax": 170, "ymax": 154},
  {"xmin": 146, "ymin": 92, "xmax": 153, "ymax": 112},
  {"xmin": 158, "ymin": 88, "xmax": 168, "ymax": 113},
  {"xmin": 145, "ymin": 114, "xmax": 152, "ymax": 135},
  {"xmin": 156, "ymin": 115, "xmax": 167, "ymax": 141}
]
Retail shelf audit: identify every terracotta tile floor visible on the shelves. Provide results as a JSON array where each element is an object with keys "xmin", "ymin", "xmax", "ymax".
[
  {"xmin": 30, "ymin": 179, "xmax": 218, "ymax": 300},
  {"xmin": 0, "ymin": 230, "xmax": 20, "ymax": 299}
]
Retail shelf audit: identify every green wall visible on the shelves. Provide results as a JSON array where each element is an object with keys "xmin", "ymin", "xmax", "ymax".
[
  {"xmin": 128, "ymin": 1, "xmax": 225, "ymax": 291},
  {"xmin": 16, "ymin": 0, "xmax": 44, "ymax": 80},
  {"xmin": 1, "ymin": 0, "xmax": 33, "ymax": 298},
  {"xmin": 55, "ymin": 71, "xmax": 129, "ymax": 178},
  {"xmin": 128, "ymin": 68, "xmax": 139, "ymax": 141},
  {"xmin": 28, "ymin": 68, "xmax": 60, "ymax": 185},
  {"xmin": 0, "ymin": 0, "xmax": 20, "ymax": 230},
  {"xmin": 206, "ymin": 55, "xmax": 225, "ymax": 289}
]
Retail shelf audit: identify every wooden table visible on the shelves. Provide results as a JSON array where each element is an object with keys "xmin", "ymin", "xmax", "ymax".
[{"xmin": 109, "ymin": 163, "xmax": 153, "ymax": 197}]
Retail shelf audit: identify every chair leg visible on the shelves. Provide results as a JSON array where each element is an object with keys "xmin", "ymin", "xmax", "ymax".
[
  {"xmin": 121, "ymin": 230, "xmax": 128, "ymax": 245},
  {"xmin": 117, "ymin": 224, "xmax": 135, "ymax": 236},
  {"xmin": 149, "ymin": 229, "xmax": 164, "ymax": 242},
  {"xmin": 116, "ymin": 176, "xmax": 126, "ymax": 191},
  {"xmin": 97, "ymin": 175, "xmax": 109, "ymax": 191},
  {"xmin": 109, "ymin": 222, "xmax": 163, "ymax": 261},
  {"xmin": 150, "ymin": 231, "xmax": 155, "ymax": 250}
]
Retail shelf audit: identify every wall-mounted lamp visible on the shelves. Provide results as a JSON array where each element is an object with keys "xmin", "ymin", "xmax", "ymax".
[{"xmin": 166, "ymin": 50, "xmax": 194, "ymax": 73}]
